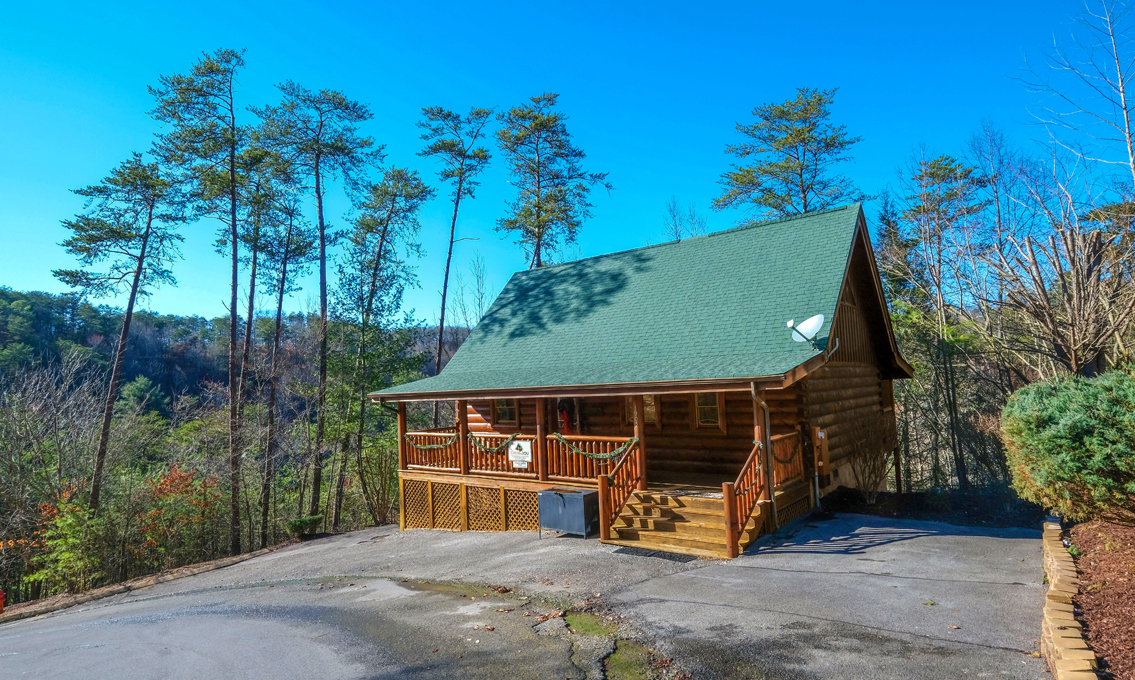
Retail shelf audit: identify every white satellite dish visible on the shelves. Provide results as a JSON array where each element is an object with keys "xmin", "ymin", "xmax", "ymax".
[{"xmin": 786, "ymin": 314, "xmax": 825, "ymax": 344}]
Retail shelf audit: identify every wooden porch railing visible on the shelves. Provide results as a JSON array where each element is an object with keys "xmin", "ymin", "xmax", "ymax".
[
  {"xmin": 546, "ymin": 434, "xmax": 633, "ymax": 483},
  {"xmin": 770, "ymin": 430, "xmax": 805, "ymax": 488},
  {"xmin": 468, "ymin": 433, "xmax": 539, "ymax": 478},
  {"xmin": 403, "ymin": 430, "xmax": 461, "ymax": 471},
  {"xmin": 722, "ymin": 440, "xmax": 768, "ymax": 557},
  {"xmin": 597, "ymin": 437, "xmax": 642, "ymax": 540},
  {"xmin": 403, "ymin": 429, "xmax": 638, "ymax": 484}
]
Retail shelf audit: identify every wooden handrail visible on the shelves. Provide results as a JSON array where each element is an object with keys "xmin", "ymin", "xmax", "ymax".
[
  {"xmin": 598, "ymin": 441, "xmax": 642, "ymax": 540},
  {"xmin": 723, "ymin": 440, "xmax": 765, "ymax": 558},
  {"xmin": 406, "ymin": 427, "xmax": 457, "ymax": 436},
  {"xmin": 547, "ymin": 433, "xmax": 635, "ymax": 442}
]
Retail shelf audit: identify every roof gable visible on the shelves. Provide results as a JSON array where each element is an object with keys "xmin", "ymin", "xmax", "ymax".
[{"xmin": 377, "ymin": 204, "xmax": 901, "ymax": 398}]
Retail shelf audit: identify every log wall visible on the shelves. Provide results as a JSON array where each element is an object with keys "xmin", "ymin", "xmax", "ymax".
[{"xmin": 802, "ymin": 245, "xmax": 898, "ymax": 492}]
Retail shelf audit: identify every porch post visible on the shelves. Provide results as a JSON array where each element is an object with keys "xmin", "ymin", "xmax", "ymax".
[
  {"xmin": 397, "ymin": 401, "xmax": 407, "ymax": 470},
  {"xmin": 722, "ymin": 482, "xmax": 738, "ymax": 558},
  {"xmin": 456, "ymin": 399, "xmax": 469, "ymax": 475},
  {"xmin": 633, "ymin": 395, "xmax": 647, "ymax": 490},
  {"xmin": 536, "ymin": 398, "xmax": 548, "ymax": 481},
  {"xmin": 751, "ymin": 384, "xmax": 774, "ymax": 532},
  {"xmin": 598, "ymin": 474, "xmax": 611, "ymax": 540}
]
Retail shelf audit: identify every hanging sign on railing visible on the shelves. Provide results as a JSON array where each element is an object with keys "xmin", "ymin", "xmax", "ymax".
[{"xmin": 508, "ymin": 440, "xmax": 532, "ymax": 469}]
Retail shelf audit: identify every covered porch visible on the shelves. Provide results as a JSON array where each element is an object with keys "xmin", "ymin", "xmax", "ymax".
[{"xmin": 393, "ymin": 389, "xmax": 820, "ymax": 558}]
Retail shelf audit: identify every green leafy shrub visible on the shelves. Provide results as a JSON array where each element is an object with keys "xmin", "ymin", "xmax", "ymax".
[
  {"xmin": 1002, "ymin": 370, "xmax": 1135, "ymax": 524},
  {"xmin": 25, "ymin": 489, "xmax": 105, "ymax": 594},
  {"xmin": 286, "ymin": 515, "xmax": 324, "ymax": 537}
]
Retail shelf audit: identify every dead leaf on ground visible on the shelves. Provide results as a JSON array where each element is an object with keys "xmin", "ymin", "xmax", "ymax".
[
  {"xmin": 923, "ymin": 600, "xmax": 936, "ymax": 606},
  {"xmin": 484, "ymin": 626, "xmax": 495, "ymax": 631},
  {"xmin": 489, "ymin": 585, "xmax": 510, "ymax": 593},
  {"xmin": 496, "ymin": 608, "xmax": 513, "ymax": 613},
  {"xmin": 948, "ymin": 625, "xmax": 960, "ymax": 629}
]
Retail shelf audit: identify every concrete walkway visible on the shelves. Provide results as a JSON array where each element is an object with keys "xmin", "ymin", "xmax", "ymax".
[{"xmin": 0, "ymin": 513, "xmax": 1046, "ymax": 679}]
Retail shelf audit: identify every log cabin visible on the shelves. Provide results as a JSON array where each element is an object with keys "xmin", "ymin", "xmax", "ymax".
[{"xmin": 370, "ymin": 204, "xmax": 912, "ymax": 558}]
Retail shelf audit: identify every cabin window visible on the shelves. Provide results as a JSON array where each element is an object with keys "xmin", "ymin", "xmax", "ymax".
[
  {"xmin": 690, "ymin": 392, "xmax": 727, "ymax": 433},
  {"xmin": 623, "ymin": 395, "xmax": 659, "ymax": 428},
  {"xmin": 696, "ymin": 393, "xmax": 718, "ymax": 425},
  {"xmin": 492, "ymin": 399, "xmax": 518, "ymax": 426}
]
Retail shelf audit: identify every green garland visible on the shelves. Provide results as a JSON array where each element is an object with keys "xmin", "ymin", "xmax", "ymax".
[
  {"xmin": 468, "ymin": 433, "xmax": 521, "ymax": 454},
  {"xmin": 734, "ymin": 465, "xmax": 764, "ymax": 497},
  {"xmin": 403, "ymin": 432, "xmax": 459, "ymax": 450},
  {"xmin": 771, "ymin": 438, "xmax": 801, "ymax": 465},
  {"xmin": 552, "ymin": 433, "xmax": 639, "ymax": 460}
]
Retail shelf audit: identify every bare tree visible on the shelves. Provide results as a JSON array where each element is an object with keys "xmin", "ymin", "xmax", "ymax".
[
  {"xmin": 1024, "ymin": 0, "xmax": 1135, "ymax": 190},
  {"xmin": 985, "ymin": 149, "xmax": 1135, "ymax": 375},
  {"xmin": 662, "ymin": 196, "xmax": 708, "ymax": 241}
]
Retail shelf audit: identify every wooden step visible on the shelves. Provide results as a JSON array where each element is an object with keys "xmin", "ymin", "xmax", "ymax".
[
  {"xmin": 631, "ymin": 492, "xmax": 724, "ymax": 512},
  {"xmin": 611, "ymin": 526, "xmax": 732, "ymax": 552},
  {"xmin": 623, "ymin": 503, "xmax": 727, "ymax": 523},
  {"xmin": 601, "ymin": 536, "xmax": 730, "ymax": 559},
  {"xmin": 615, "ymin": 515, "xmax": 729, "ymax": 539}
]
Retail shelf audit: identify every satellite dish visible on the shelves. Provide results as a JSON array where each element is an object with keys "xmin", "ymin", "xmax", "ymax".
[{"xmin": 787, "ymin": 314, "xmax": 824, "ymax": 344}]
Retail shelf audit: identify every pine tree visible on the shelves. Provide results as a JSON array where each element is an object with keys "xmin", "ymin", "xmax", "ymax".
[
  {"xmin": 253, "ymin": 82, "xmax": 383, "ymax": 518},
  {"xmin": 418, "ymin": 106, "xmax": 492, "ymax": 424},
  {"xmin": 54, "ymin": 154, "xmax": 187, "ymax": 513},
  {"xmin": 496, "ymin": 93, "xmax": 611, "ymax": 268},
  {"xmin": 149, "ymin": 48, "xmax": 248, "ymax": 554},
  {"xmin": 714, "ymin": 87, "xmax": 867, "ymax": 218}
]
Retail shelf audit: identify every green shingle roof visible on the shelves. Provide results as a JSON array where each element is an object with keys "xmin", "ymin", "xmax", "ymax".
[{"xmin": 374, "ymin": 204, "xmax": 865, "ymax": 398}]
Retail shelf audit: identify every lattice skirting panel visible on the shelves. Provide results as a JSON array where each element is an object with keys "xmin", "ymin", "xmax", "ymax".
[
  {"xmin": 400, "ymin": 477, "xmax": 540, "ymax": 532},
  {"xmin": 776, "ymin": 494, "xmax": 813, "ymax": 527},
  {"xmin": 403, "ymin": 479, "xmax": 430, "ymax": 529}
]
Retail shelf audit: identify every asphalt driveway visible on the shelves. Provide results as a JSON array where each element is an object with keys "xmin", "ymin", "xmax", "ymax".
[{"xmin": 0, "ymin": 513, "xmax": 1046, "ymax": 679}]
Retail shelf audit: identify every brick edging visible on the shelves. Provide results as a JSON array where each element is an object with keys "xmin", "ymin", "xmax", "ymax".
[
  {"xmin": 0, "ymin": 544, "xmax": 281, "ymax": 626},
  {"xmin": 1041, "ymin": 518, "xmax": 1101, "ymax": 679}
]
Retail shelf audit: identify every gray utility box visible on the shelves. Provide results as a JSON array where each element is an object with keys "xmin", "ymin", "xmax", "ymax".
[{"xmin": 537, "ymin": 488, "xmax": 599, "ymax": 537}]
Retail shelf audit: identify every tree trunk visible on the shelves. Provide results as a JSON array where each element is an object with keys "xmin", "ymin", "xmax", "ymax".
[
  {"xmin": 237, "ymin": 219, "xmax": 259, "ymax": 416},
  {"xmin": 310, "ymin": 155, "xmax": 327, "ymax": 518},
  {"xmin": 261, "ymin": 232, "xmax": 290, "ymax": 548},
  {"xmin": 350, "ymin": 217, "xmax": 391, "ymax": 525},
  {"xmin": 89, "ymin": 212, "xmax": 154, "ymax": 513},
  {"xmin": 228, "ymin": 136, "xmax": 242, "ymax": 556},
  {"xmin": 332, "ymin": 440, "xmax": 347, "ymax": 529},
  {"xmin": 432, "ymin": 175, "xmax": 465, "ymax": 427}
]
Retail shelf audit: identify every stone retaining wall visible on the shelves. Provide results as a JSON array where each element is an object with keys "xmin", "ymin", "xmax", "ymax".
[{"xmin": 1041, "ymin": 518, "xmax": 1101, "ymax": 679}]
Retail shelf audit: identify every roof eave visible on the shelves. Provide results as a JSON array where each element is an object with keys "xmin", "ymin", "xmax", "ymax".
[{"xmin": 370, "ymin": 374, "xmax": 790, "ymax": 403}]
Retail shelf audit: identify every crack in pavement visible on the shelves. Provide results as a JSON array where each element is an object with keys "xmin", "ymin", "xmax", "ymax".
[
  {"xmin": 618, "ymin": 595, "xmax": 1037, "ymax": 655},
  {"xmin": 693, "ymin": 563, "xmax": 1037, "ymax": 586}
]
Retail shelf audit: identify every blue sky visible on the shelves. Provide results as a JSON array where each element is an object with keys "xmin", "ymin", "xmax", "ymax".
[{"xmin": 0, "ymin": 0, "xmax": 1079, "ymax": 321}]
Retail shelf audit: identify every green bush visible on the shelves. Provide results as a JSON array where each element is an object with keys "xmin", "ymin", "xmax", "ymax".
[
  {"xmin": 1002, "ymin": 370, "xmax": 1135, "ymax": 524},
  {"xmin": 285, "ymin": 515, "xmax": 324, "ymax": 537}
]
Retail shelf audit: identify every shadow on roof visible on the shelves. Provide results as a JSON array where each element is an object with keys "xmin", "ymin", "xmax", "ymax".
[{"xmin": 473, "ymin": 248, "xmax": 655, "ymax": 341}]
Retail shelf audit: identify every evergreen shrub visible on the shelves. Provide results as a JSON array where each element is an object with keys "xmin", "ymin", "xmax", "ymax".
[{"xmin": 1002, "ymin": 370, "xmax": 1135, "ymax": 524}]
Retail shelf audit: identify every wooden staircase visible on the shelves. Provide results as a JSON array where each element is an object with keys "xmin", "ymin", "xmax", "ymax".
[{"xmin": 602, "ymin": 489, "xmax": 766, "ymax": 559}]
